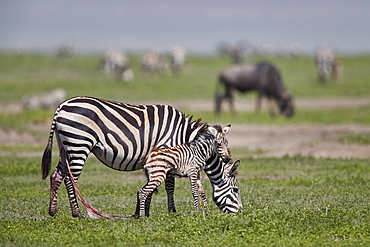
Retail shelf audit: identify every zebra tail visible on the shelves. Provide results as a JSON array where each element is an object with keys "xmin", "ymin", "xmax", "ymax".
[{"xmin": 41, "ymin": 117, "xmax": 57, "ymax": 180}]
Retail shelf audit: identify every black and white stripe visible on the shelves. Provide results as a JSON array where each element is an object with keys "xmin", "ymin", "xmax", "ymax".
[
  {"xmin": 314, "ymin": 46, "xmax": 341, "ymax": 83},
  {"xmin": 135, "ymin": 124, "xmax": 232, "ymax": 218},
  {"xmin": 42, "ymin": 96, "xmax": 242, "ymax": 218}
]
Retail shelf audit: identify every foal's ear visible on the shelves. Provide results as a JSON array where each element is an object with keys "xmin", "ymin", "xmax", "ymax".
[
  {"xmin": 223, "ymin": 124, "xmax": 231, "ymax": 135},
  {"xmin": 208, "ymin": 126, "xmax": 218, "ymax": 137}
]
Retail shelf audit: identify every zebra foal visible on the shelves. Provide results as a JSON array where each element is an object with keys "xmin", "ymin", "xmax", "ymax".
[{"xmin": 135, "ymin": 124, "xmax": 234, "ymax": 218}]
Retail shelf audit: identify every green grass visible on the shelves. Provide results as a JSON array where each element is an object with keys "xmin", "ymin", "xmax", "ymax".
[
  {"xmin": 0, "ymin": 53, "xmax": 369, "ymax": 104},
  {"xmin": 0, "ymin": 53, "xmax": 369, "ymax": 246},
  {"xmin": 338, "ymin": 133, "xmax": 370, "ymax": 145},
  {"xmin": 1, "ymin": 155, "xmax": 369, "ymax": 246}
]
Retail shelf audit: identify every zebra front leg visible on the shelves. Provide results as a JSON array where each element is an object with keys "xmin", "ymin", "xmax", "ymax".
[
  {"xmin": 165, "ymin": 175, "xmax": 176, "ymax": 213},
  {"xmin": 197, "ymin": 179, "xmax": 210, "ymax": 215},
  {"xmin": 49, "ymin": 166, "xmax": 64, "ymax": 217},
  {"xmin": 64, "ymin": 175, "xmax": 84, "ymax": 219}
]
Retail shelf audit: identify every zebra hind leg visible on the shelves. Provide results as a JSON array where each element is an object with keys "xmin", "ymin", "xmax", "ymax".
[
  {"xmin": 135, "ymin": 175, "xmax": 166, "ymax": 218},
  {"xmin": 49, "ymin": 164, "xmax": 65, "ymax": 217},
  {"xmin": 64, "ymin": 175, "xmax": 84, "ymax": 219}
]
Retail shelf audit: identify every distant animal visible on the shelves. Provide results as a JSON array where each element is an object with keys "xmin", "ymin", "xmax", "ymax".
[
  {"xmin": 41, "ymin": 97, "xmax": 242, "ymax": 219},
  {"xmin": 314, "ymin": 46, "xmax": 342, "ymax": 83},
  {"xmin": 215, "ymin": 62, "xmax": 294, "ymax": 118},
  {"xmin": 217, "ymin": 41, "xmax": 247, "ymax": 64},
  {"xmin": 55, "ymin": 42, "xmax": 77, "ymax": 57},
  {"xmin": 100, "ymin": 50, "xmax": 133, "ymax": 82},
  {"xmin": 22, "ymin": 89, "xmax": 67, "ymax": 110},
  {"xmin": 135, "ymin": 124, "xmax": 233, "ymax": 218},
  {"xmin": 170, "ymin": 45, "xmax": 186, "ymax": 73},
  {"xmin": 140, "ymin": 50, "xmax": 168, "ymax": 73}
]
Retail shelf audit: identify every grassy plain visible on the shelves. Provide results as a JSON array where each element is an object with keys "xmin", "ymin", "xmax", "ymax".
[
  {"xmin": 0, "ymin": 52, "xmax": 370, "ymax": 246},
  {"xmin": 1, "ymin": 156, "xmax": 369, "ymax": 246},
  {"xmin": 0, "ymin": 52, "xmax": 370, "ymax": 103}
]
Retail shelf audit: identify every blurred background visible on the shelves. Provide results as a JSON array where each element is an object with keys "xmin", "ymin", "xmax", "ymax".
[
  {"xmin": 0, "ymin": 0, "xmax": 369, "ymax": 158},
  {"xmin": 1, "ymin": 0, "xmax": 370, "ymax": 54}
]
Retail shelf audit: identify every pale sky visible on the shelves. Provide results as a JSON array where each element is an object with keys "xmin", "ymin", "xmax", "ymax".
[{"xmin": 1, "ymin": 0, "xmax": 369, "ymax": 54}]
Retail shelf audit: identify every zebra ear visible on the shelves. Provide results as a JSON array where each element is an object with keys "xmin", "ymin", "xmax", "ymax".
[
  {"xmin": 223, "ymin": 124, "xmax": 231, "ymax": 135},
  {"xmin": 228, "ymin": 159, "xmax": 240, "ymax": 175},
  {"xmin": 208, "ymin": 126, "xmax": 218, "ymax": 137}
]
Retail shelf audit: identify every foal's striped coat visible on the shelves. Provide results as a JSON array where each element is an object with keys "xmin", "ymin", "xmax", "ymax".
[{"xmin": 135, "ymin": 124, "xmax": 232, "ymax": 218}]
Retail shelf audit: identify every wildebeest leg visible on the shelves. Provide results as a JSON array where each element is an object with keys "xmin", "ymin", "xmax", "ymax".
[
  {"xmin": 225, "ymin": 88, "xmax": 237, "ymax": 115},
  {"xmin": 255, "ymin": 92, "xmax": 263, "ymax": 115},
  {"xmin": 267, "ymin": 97, "xmax": 278, "ymax": 117},
  {"xmin": 215, "ymin": 89, "xmax": 225, "ymax": 115},
  {"xmin": 227, "ymin": 96, "xmax": 237, "ymax": 115},
  {"xmin": 165, "ymin": 175, "xmax": 176, "ymax": 212}
]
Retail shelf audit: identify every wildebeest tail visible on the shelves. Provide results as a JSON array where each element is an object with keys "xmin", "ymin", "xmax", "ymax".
[{"xmin": 41, "ymin": 111, "xmax": 58, "ymax": 180}]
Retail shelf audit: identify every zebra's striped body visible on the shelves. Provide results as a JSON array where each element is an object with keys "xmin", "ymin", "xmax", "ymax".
[
  {"xmin": 42, "ymin": 96, "xmax": 242, "ymax": 218},
  {"xmin": 136, "ymin": 124, "xmax": 232, "ymax": 218},
  {"xmin": 314, "ymin": 46, "xmax": 341, "ymax": 83},
  {"xmin": 170, "ymin": 45, "xmax": 186, "ymax": 73}
]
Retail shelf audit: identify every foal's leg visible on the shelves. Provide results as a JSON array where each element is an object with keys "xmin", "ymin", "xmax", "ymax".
[
  {"xmin": 189, "ymin": 171, "xmax": 201, "ymax": 212},
  {"xmin": 165, "ymin": 175, "xmax": 176, "ymax": 212},
  {"xmin": 135, "ymin": 169, "xmax": 168, "ymax": 218},
  {"xmin": 197, "ymin": 179, "xmax": 209, "ymax": 215}
]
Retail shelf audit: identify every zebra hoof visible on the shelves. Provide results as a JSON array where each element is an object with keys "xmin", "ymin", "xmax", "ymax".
[
  {"xmin": 72, "ymin": 212, "xmax": 85, "ymax": 219},
  {"xmin": 49, "ymin": 208, "xmax": 57, "ymax": 217}
]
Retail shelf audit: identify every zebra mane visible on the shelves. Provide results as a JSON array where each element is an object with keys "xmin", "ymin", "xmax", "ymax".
[{"xmin": 185, "ymin": 114, "xmax": 208, "ymax": 132}]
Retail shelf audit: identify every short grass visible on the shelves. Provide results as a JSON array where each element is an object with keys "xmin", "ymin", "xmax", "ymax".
[
  {"xmin": 0, "ymin": 53, "xmax": 369, "ymax": 104},
  {"xmin": 1, "ymin": 53, "xmax": 369, "ymax": 246},
  {"xmin": 1, "ymin": 155, "xmax": 369, "ymax": 246}
]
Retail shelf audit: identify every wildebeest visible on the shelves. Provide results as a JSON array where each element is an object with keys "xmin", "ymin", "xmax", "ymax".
[{"xmin": 215, "ymin": 62, "xmax": 294, "ymax": 118}]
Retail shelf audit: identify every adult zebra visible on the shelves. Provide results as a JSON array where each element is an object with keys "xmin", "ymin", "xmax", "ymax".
[{"xmin": 41, "ymin": 96, "xmax": 242, "ymax": 218}]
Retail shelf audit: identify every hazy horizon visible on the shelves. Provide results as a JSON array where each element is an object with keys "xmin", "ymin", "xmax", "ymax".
[{"xmin": 1, "ymin": 1, "xmax": 369, "ymax": 55}]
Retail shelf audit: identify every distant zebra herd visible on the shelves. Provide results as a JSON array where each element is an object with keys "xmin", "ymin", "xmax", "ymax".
[
  {"xmin": 101, "ymin": 45, "xmax": 186, "ymax": 82},
  {"xmin": 42, "ymin": 96, "xmax": 242, "ymax": 218}
]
